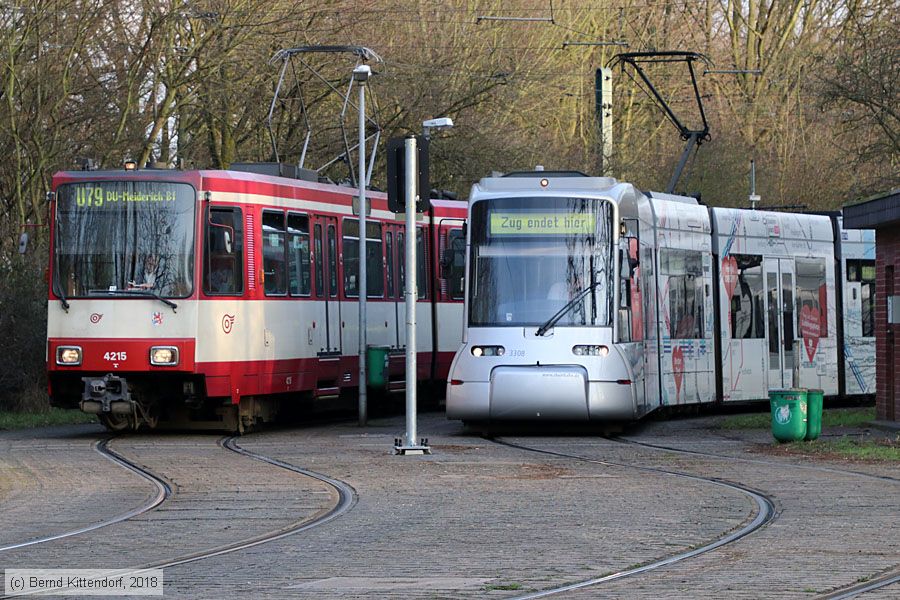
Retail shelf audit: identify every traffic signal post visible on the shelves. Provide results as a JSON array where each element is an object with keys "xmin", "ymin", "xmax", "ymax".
[{"xmin": 394, "ymin": 135, "xmax": 430, "ymax": 456}]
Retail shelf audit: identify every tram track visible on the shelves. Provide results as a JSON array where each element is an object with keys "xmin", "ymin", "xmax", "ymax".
[
  {"xmin": 1, "ymin": 434, "xmax": 357, "ymax": 599},
  {"xmin": 490, "ymin": 434, "xmax": 898, "ymax": 599},
  {"xmin": 485, "ymin": 436, "xmax": 777, "ymax": 599},
  {"xmin": 132, "ymin": 434, "xmax": 359, "ymax": 571},
  {"xmin": 818, "ymin": 569, "xmax": 900, "ymax": 599},
  {"xmin": 611, "ymin": 436, "xmax": 900, "ymax": 599},
  {"xmin": 102, "ymin": 435, "xmax": 358, "ymax": 572},
  {"xmin": 0, "ymin": 437, "xmax": 171, "ymax": 554}
]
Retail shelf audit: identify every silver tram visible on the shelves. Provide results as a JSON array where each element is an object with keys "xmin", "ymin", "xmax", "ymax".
[{"xmin": 445, "ymin": 170, "xmax": 875, "ymax": 422}]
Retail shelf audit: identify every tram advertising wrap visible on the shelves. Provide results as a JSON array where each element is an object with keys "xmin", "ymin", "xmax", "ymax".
[{"xmin": 445, "ymin": 171, "xmax": 875, "ymax": 423}]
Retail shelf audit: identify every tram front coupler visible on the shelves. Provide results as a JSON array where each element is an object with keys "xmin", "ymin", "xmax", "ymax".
[{"xmin": 80, "ymin": 373, "xmax": 135, "ymax": 415}]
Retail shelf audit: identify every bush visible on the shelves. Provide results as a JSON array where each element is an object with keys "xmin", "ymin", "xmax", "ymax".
[{"xmin": 0, "ymin": 242, "xmax": 50, "ymax": 412}]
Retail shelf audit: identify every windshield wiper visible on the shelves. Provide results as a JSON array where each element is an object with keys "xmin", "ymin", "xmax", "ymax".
[
  {"xmin": 101, "ymin": 289, "xmax": 178, "ymax": 312},
  {"xmin": 535, "ymin": 280, "xmax": 601, "ymax": 337},
  {"xmin": 58, "ymin": 290, "xmax": 70, "ymax": 312}
]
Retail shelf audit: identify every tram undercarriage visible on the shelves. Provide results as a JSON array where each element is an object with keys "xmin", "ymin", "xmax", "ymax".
[{"xmin": 56, "ymin": 373, "xmax": 280, "ymax": 433}]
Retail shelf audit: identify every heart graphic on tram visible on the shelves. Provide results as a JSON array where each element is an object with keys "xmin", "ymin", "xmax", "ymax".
[
  {"xmin": 799, "ymin": 305, "xmax": 820, "ymax": 361},
  {"xmin": 721, "ymin": 255, "xmax": 739, "ymax": 301},
  {"xmin": 673, "ymin": 346, "xmax": 684, "ymax": 401}
]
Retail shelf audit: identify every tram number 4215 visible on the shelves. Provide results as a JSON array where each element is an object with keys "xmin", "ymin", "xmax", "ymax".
[{"xmin": 104, "ymin": 351, "xmax": 127, "ymax": 361}]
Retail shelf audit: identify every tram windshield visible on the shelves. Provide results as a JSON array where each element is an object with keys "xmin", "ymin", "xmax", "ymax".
[
  {"xmin": 54, "ymin": 181, "xmax": 196, "ymax": 299},
  {"xmin": 468, "ymin": 197, "xmax": 614, "ymax": 327}
]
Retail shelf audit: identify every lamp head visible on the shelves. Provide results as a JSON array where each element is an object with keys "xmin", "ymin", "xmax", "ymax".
[
  {"xmin": 423, "ymin": 117, "xmax": 454, "ymax": 138},
  {"xmin": 352, "ymin": 64, "xmax": 372, "ymax": 83},
  {"xmin": 423, "ymin": 117, "xmax": 454, "ymax": 131}
]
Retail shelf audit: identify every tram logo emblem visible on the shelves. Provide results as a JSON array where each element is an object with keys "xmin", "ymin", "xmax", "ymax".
[
  {"xmin": 222, "ymin": 314, "xmax": 236, "ymax": 334},
  {"xmin": 89, "ymin": 313, "xmax": 103, "ymax": 324},
  {"xmin": 775, "ymin": 405, "xmax": 792, "ymax": 425},
  {"xmin": 151, "ymin": 312, "xmax": 163, "ymax": 326}
]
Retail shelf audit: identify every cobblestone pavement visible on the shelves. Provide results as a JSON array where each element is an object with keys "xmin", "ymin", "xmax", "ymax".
[
  {"xmin": 0, "ymin": 432, "xmax": 334, "ymax": 575},
  {"xmin": 1, "ymin": 413, "xmax": 897, "ymax": 599},
  {"xmin": 507, "ymin": 418, "xmax": 900, "ymax": 599},
  {"xmin": 0, "ymin": 424, "xmax": 153, "ymax": 549}
]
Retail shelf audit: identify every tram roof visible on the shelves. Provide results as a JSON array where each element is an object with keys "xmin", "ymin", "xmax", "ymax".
[{"xmin": 471, "ymin": 172, "xmax": 625, "ymax": 199}]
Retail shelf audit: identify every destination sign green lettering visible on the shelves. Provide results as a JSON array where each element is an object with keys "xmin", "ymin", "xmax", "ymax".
[
  {"xmin": 490, "ymin": 212, "xmax": 596, "ymax": 235},
  {"xmin": 74, "ymin": 186, "xmax": 177, "ymax": 208}
]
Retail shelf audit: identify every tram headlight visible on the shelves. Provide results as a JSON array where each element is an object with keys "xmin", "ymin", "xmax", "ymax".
[
  {"xmin": 471, "ymin": 345, "xmax": 505, "ymax": 357},
  {"xmin": 150, "ymin": 346, "xmax": 179, "ymax": 366},
  {"xmin": 573, "ymin": 345, "xmax": 609, "ymax": 357},
  {"xmin": 56, "ymin": 346, "xmax": 82, "ymax": 365}
]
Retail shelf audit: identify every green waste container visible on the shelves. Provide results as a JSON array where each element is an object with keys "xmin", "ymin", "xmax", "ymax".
[
  {"xmin": 770, "ymin": 389, "xmax": 808, "ymax": 443},
  {"xmin": 805, "ymin": 388, "xmax": 824, "ymax": 441},
  {"xmin": 366, "ymin": 345, "xmax": 390, "ymax": 388}
]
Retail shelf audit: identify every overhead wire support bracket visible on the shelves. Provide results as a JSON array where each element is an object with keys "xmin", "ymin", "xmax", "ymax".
[
  {"xmin": 608, "ymin": 51, "xmax": 712, "ymax": 194},
  {"xmin": 266, "ymin": 45, "xmax": 383, "ymax": 187}
]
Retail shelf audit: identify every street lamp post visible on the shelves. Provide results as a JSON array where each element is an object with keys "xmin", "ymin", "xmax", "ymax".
[{"xmin": 354, "ymin": 64, "xmax": 371, "ymax": 427}]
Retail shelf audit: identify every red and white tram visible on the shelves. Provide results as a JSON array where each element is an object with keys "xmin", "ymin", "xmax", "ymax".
[{"xmin": 47, "ymin": 165, "xmax": 467, "ymax": 431}]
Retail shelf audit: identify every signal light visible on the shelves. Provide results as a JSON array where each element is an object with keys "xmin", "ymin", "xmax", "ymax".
[
  {"xmin": 573, "ymin": 345, "xmax": 609, "ymax": 356},
  {"xmin": 56, "ymin": 346, "xmax": 82, "ymax": 365},
  {"xmin": 471, "ymin": 345, "xmax": 505, "ymax": 357},
  {"xmin": 150, "ymin": 346, "xmax": 179, "ymax": 366}
]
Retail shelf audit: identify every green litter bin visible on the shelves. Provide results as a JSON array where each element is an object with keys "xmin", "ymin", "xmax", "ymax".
[
  {"xmin": 805, "ymin": 389, "xmax": 824, "ymax": 441},
  {"xmin": 769, "ymin": 388, "xmax": 808, "ymax": 443},
  {"xmin": 366, "ymin": 345, "xmax": 390, "ymax": 388}
]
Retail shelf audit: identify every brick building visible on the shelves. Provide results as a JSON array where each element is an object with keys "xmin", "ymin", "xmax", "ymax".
[{"xmin": 843, "ymin": 189, "xmax": 900, "ymax": 423}]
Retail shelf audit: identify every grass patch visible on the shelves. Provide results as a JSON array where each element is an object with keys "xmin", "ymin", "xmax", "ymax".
[
  {"xmin": 484, "ymin": 583, "xmax": 525, "ymax": 591},
  {"xmin": 822, "ymin": 407, "xmax": 876, "ymax": 427},
  {"xmin": 718, "ymin": 407, "xmax": 876, "ymax": 430},
  {"xmin": 0, "ymin": 408, "xmax": 97, "ymax": 430},
  {"xmin": 779, "ymin": 435, "xmax": 900, "ymax": 461},
  {"xmin": 717, "ymin": 412, "xmax": 770, "ymax": 430}
]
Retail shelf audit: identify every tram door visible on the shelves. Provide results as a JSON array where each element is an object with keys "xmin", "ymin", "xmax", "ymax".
[
  {"xmin": 765, "ymin": 258, "xmax": 796, "ymax": 389},
  {"xmin": 313, "ymin": 216, "xmax": 342, "ymax": 386}
]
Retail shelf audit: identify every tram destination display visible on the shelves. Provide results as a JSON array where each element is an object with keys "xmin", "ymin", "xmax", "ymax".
[{"xmin": 489, "ymin": 212, "xmax": 596, "ymax": 235}]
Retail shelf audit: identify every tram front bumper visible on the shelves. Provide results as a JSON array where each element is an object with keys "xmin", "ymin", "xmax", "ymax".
[
  {"xmin": 446, "ymin": 366, "xmax": 636, "ymax": 421},
  {"xmin": 490, "ymin": 365, "xmax": 590, "ymax": 419},
  {"xmin": 80, "ymin": 374, "xmax": 134, "ymax": 415}
]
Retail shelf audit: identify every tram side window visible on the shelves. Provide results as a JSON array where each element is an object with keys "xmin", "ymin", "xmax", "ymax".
[
  {"xmin": 287, "ymin": 213, "xmax": 311, "ymax": 296},
  {"xmin": 342, "ymin": 219, "xmax": 384, "ymax": 298},
  {"xmin": 443, "ymin": 228, "xmax": 465, "ymax": 300},
  {"xmin": 846, "ymin": 259, "xmax": 875, "ymax": 337},
  {"xmin": 262, "ymin": 210, "xmax": 287, "ymax": 296},
  {"xmin": 661, "ymin": 249, "xmax": 704, "ymax": 339},
  {"xmin": 796, "ymin": 258, "xmax": 828, "ymax": 338},
  {"xmin": 313, "ymin": 224, "xmax": 324, "ymax": 298},
  {"xmin": 728, "ymin": 254, "xmax": 765, "ymax": 339},
  {"xmin": 385, "ymin": 232, "xmax": 395, "ymax": 298},
  {"xmin": 204, "ymin": 207, "xmax": 243, "ymax": 295}
]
